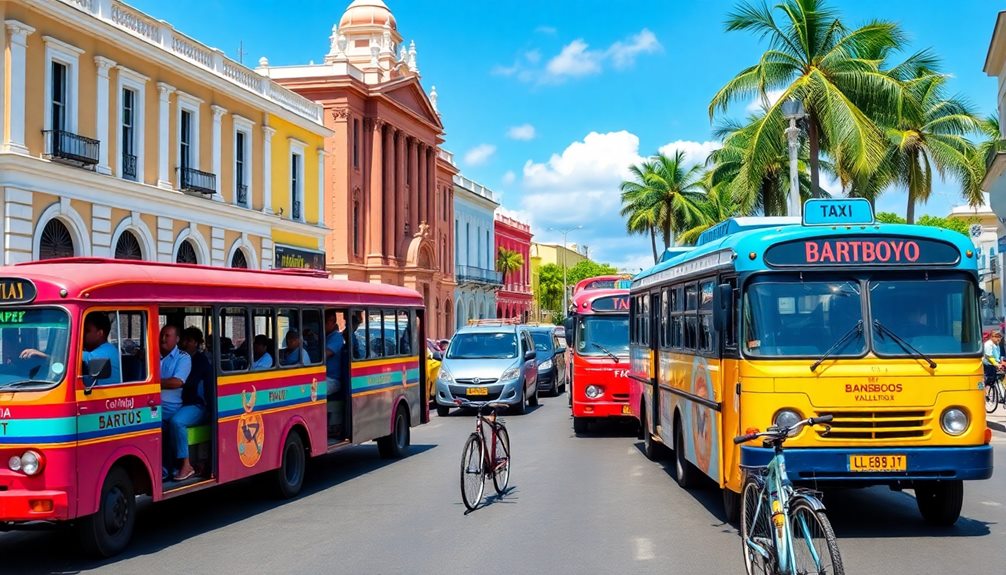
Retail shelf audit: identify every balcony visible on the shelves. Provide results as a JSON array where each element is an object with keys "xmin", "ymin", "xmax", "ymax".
[
  {"xmin": 122, "ymin": 153, "xmax": 137, "ymax": 181},
  {"xmin": 178, "ymin": 166, "xmax": 217, "ymax": 195},
  {"xmin": 456, "ymin": 265, "xmax": 503, "ymax": 286},
  {"xmin": 292, "ymin": 200, "xmax": 302, "ymax": 221},
  {"xmin": 43, "ymin": 130, "xmax": 99, "ymax": 167},
  {"xmin": 236, "ymin": 184, "xmax": 248, "ymax": 206},
  {"xmin": 986, "ymin": 139, "xmax": 1006, "ymax": 174}
]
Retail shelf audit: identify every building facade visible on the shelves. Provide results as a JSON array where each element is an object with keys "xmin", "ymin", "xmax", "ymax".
[
  {"xmin": 494, "ymin": 213, "xmax": 532, "ymax": 321},
  {"xmin": 261, "ymin": 0, "xmax": 456, "ymax": 337},
  {"xmin": 0, "ymin": 0, "xmax": 329, "ymax": 269},
  {"xmin": 453, "ymin": 174, "xmax": 500, "ymax": 329},
  {"xmin": 529, "ymin": 241, "xmax": 589, "ymax": 322},
  {"xmin": 980, "ymin": 11, "xmax": 1006, "ymax": 324},
  {"xmin": 948, "ymin": 198, "xmax": 1004, "ymax": 324}
]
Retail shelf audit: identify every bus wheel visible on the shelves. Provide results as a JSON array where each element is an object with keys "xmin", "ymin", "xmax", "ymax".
[
  {"xmin": 78, "ymin": 466, "xmax": 136, "ymax": 558},
  {"xmin": 722, "ymin": 487, "xmax": 741, "ymax": 525},
  {"xmin": 274, "ymin": 431, "xmax": 307, "ymax": 498},
  {"xmin": 573, "ymin": 416, "xmax": 589, "ymax": 434},
  {"xmin": 674, "ymin": 418, "xmax": 698, "ymax": 489},
  {"xmin": 915, "ymin": 480, "xmax": 963, "ymax": 526},
  {"xmin": 641, "ymin": 407, "xmax": 659, "ymax": 461},
  {"xmin": 378, "ymin": 405, "xmax": 411, "ymax": 459}
]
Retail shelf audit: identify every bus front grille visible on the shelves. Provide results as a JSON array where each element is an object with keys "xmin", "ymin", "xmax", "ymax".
[{"xmin": 815, "ymin": 410, "xmax": 931, "ymax": 440}]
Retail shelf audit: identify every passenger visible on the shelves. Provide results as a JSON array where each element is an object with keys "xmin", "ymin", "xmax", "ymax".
[
  {"xmin": 159, "ymin": 324, "xmax": 192, "ymax": 480},
  {"xmin": 345, "ymin": 312, "xmax": 366, "ymax": 360},
  {"xmin": 280, "ymin": 329, "xmax": 308, "ymax": 366},
  {"xmin": 324, "ymin": 310, "xmax": 346, "ymax": 437},
  {"xmin": 251, "ymin": 334, "xmax": 274, "ymax": 370},
  {"xmin": 21, "ymin": 312, "xmax": 122, "ymax": 385},
  {"xmin": 302, "ymin": 327, "xmax": 320, "ymax": 362},
  {"xmin": 169, "ymin": 327, "xmax": 211, "ymax": 481}
]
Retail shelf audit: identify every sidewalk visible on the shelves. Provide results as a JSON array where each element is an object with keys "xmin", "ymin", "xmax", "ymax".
[{"xmin": 989, "ymin": 410, "xmax": 1006, "ymax": 433}]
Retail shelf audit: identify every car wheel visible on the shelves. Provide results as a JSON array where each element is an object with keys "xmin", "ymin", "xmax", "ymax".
[
  {"xmin": 514, "ymin": 384, "xmax": 528, "ymax": 415},
  {"xmin": 528, "ymin": 384, "xmax": 540, "ymax": 407}
]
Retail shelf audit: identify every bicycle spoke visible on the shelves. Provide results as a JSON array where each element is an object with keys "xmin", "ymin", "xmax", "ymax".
[{"xmin": 789, "ymin": 501, "xmax": 844, "ymax": 575}]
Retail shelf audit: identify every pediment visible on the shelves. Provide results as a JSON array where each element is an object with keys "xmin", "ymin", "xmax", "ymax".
[{"xmin": 381, "ymin": 79, "xmax": 442, "ymax": 130}]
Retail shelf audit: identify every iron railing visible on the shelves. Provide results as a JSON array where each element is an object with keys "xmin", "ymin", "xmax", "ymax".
[
  {"xmin": 43, "ymin": 130, "xmax": 99, "ymax": 167},
  {"xmin": 986, "ymin": 139, "xmax": 1006, "ymax": 174},
  {"xmin": 292, "ymin": 200, "xmax": 302, "ymax": 221},
  {"xmin": 122, "ymin": 152, "xmax": 137, "ymax": 181},
  {"xmin": 178, "ymin": 166, "xmax": 216, "ymax": 195},
  {"xmin": 236, "ymin": 184, "xmax": 248, "ymax": 206},
  {"xmin": 456, "ymin": 265, "xmax": 503, "ymax": 286}
]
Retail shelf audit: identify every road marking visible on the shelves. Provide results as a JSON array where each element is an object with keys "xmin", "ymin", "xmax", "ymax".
[
  {"xmin": 628, "ymin": 446, "xmax": 637, "ymax": 455},
  {"xmin": 631, "ymin": 465, "xmax": 644, "ymax": 478},
  {"xmin": 634, "ymin": 537, "xmax": 655, "ymax": 561},
  {"xmin": 981, "ymin": 500, "xmax": 1002, "ymax": 507}
]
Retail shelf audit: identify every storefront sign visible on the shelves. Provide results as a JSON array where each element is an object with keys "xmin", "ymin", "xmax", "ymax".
[{"xmin": 274, "ymin": 245, "xmax": 325, "ymax": 270}]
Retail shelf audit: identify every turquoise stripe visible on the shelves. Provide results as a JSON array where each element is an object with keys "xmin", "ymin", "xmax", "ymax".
[
  {"xmin": 77, "ymin": 408, "xmax": 155, "ymax": 435},
  {"xmin": 217, "ymin": 383, "xmax": 322, "ymax": 414},
  {"xmin": 0, "ymin": 416, "xmax": 76, "ymax": 438},
  {"xmin": 351, "ymin": 367, "xmax": 420, "ymax": 390}
]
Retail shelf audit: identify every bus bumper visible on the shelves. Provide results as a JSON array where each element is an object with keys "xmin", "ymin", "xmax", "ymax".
[
  {"xmin": 739, "ymin": 445, "xmax": 993, "ymax": 482},
  {"xmin": 0, "ymin": 490, "xmax": 69, "ymax": 521},
  {"xmin": 573, "ymin": 401, "xmax": 634, "ymax": 419}
]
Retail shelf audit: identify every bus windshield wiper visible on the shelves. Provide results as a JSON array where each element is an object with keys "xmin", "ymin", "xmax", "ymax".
[
  {"xmin": 591, "ymin": 342, "xmax": 620, "ymax": 363},
  {"xmin": 873, "ymin": 320, "xmax": 937, "ymax": 369},
  {"xmin": 0, "ymin": 379, "xmax": 52, "ymax": 389},
  {"xmin": 810, "ymin": 320, "xmax": 864, "ymax": 372}
]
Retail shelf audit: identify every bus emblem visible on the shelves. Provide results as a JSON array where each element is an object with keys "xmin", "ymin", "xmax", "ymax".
[{"xmin": 237, "ymin": 386, "xmax": 265, "ymax": 468}]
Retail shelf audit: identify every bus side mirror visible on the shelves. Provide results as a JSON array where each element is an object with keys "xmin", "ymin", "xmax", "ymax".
[
  {"xmin": 713, "ymin": 284, "xmax": 733, "ymax": 332},
  {"xmin": 82, "ymin": 357, "xmax": 111, "ymax": 395},
  {"xmin": 563, "ymin": 317, "xmax": 574, "ymax": 346}
]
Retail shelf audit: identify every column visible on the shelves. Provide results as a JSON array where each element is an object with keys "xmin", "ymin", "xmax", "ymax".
[
  {"xmin": 382, "ymin": 126, "xmax": 394, "ymax": 260},
  {"xmin": 262, "ymin": 126, "xmax": 275, "ymax": 214},
  {"xmin": 316, "ymin": 148, "xmax": 326, "ymax": 227},
  {"xmin": 367, "ymin": 120, "xmax": 384, "ymax": 263},
  {"xmin": 210, "ymin": 105, "xmax": 227, "ymax": 201},
  {"xmin": 93, "ymin": 57, "xmax": 116, "ymax": 175},
  {"xmin": 91, "ymin": 204, "xmax": 112, "ymax": 257},
  {"xmin": 156, "ymin": 82, "xmax": 175, "ymax": 189},
  {"xmin": 409, "ymin": 139, "xmax": 419, "ymax": 234},
  {"xmin": 417, "ymin": 143, "xmax": 427, "ymax": 225},
  {"xmin": 395, "ymin": 131, "xmax": 406, "ymax": 257},
  {"xmin": 427, "ymin": 149, "xmax": 436, "ymax": 228},
  {"xmin": 4, "ymin": 21, "xmax": 36, "ymax": 154}
]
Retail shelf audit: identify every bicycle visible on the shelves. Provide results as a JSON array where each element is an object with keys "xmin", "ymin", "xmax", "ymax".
[
  {"xmin": 984, "ymin": 367, "xmax": 1005, "ymax": 414},
  {"xmin": 457, "ymin": 399, "xmax": 511, "ymax": 511},
  {"xmin": 734, "ymin": 415, "xmax": 844, "ymax": 575}
]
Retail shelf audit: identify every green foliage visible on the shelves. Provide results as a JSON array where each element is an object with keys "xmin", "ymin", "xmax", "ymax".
[
  {"xmin": 496, "ymin": 247, "xmax": 524, "ymax": 284},
  {"xmin": 535, "ymin": 263, "xmax": 564, "ymax": 320},
  {"xmin": 565, "ymin": 260, "xmax": 618, "ymax": 286},
  {"xmin": 875, "ymin": 212, "xmax": 973, "ymax": 235},
  {"xmin": 875, "ymin": 212, "xmax": 905, "ymax": 224}
]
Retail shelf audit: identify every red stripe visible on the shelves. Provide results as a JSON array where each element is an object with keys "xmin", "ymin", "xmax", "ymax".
[
  {"xmin": 77, "ymin": 393, "xmax": 161, "ymax": 412},
  {"xmin": 218, "ymin": 374, "xmax": 316, "ymax": 396},
  {"xmin": 0, "ymin": 403, "xmax": 77, "ymax": 418},
  {"xmin": 352, "ymin": 360, "xmax": 419, "ymax": 377}
]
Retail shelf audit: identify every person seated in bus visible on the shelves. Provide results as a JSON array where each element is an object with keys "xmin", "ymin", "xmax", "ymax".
[
  {"xmin": 324, "ymin": 309, "xmax": 347, "ymax": 437},
  {"xmin": 280, "ymin": 329, "xmax": 308, "ymax": 366},
  {"xmin": 22, "ymin": 312, "xmax": 122, "ymax": 385},
  {"xmin": 169, "ymin": 327, "xmax": 211, "ymax": 481},
  {"xmin": 251, "ymin": 334, "xmax": 274, "ymax": 370},
  {"xmin": 302, "ymin": 327, "xmax": 321, "ymax": 363},
  {"xmin": 344, "ymin": 312, "xmax": 365, "ymax": 360},
  {"xmin": 159, "ymin": 324, "xmax": 192, "ymax": 479}
]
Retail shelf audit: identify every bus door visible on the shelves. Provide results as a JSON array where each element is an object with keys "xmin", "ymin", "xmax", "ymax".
[
  {"xmin": 714, "ymin": 277, "xmax": 742, "ymax": 490},
  {"xmin": 416, "ymin": 308, "xmax": 429, "ymax": 424}
]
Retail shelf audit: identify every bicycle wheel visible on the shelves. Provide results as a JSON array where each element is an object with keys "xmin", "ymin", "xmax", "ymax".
[
  {"xmin": 492, "ymin": 424, "xmax": 510, "ymax": 495},
  {"xmin": 986, "ymin": 380, "xmax": 1000, "ymax": 414},
  {"xmin": 739, "ymin": 475, "xmax": 774, "ymax": 575},
  {"xmin": 789, "ymin": 499, "xmax": 844, "ymax": 575},
  {"xmin": 460, "ymin": 434, "xmax": 485, "ymax": 511}
]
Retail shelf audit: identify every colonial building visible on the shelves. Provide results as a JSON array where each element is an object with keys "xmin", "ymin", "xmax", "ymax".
[
  {"xmin": 0, "ymin": 0, "xmax": 329, "ymax": 268},
  {"xmin": 948, "ymin": 197, "xmax": 1004, "ymax": 324},
  {"xmin": 454, "ymin": 174, "xmax": 500, "ymax": 329},
  {"xmin": 494, "ymin": 213, "xmax": 532, "ymax": 321},
  {"xmin": 259, "ymin": 0, "xmax": 457, "ymax": 337},
  {"xmin": 980, "ymin": 11, "xmax": 1006, "ymax": 323}
]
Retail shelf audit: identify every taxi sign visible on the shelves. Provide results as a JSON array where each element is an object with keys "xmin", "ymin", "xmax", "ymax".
[
  {"xmin": 0, "ymin": 278, "xmax": 36, "ymax": 305},
  {"xmin": 591, "ymin": 295, "xmax": 630, "ymax": 312},
  {"xmin": 803, "ymin": 198, "xmax": 875, "ymax": 226}
]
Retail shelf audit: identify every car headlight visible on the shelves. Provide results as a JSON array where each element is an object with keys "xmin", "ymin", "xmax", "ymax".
[
  {"xmin": 8, "ymin": 450, "xmax": 44, "ymax": 476},
  {"xmin": 941, "ymin": 407, "xmax": 969, "ymax": 436},
  {"xmin": 585, "ymin": 385, "xmax": 602, "ymax": 398},
  {"xmin": 437, "ymin": 366, "xmax": 453, "ymax": 383},
  {"xmin": 773, "ymin": 409, "xmax": 802, "ymax": 435},
  {"xmin": 500, "ymin": 366, "xmax": 520, "ymax": 381},
  {"xmin": 539, "ymin": 359, "xmax": 553, "ymax": 371}
]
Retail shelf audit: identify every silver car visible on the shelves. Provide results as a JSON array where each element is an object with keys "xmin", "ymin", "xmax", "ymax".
[{"xmin": 435, "ymin": 325, "xmax": 538, "ymax": 416}]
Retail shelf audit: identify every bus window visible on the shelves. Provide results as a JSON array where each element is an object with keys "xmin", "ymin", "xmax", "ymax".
[
  {"xmin": 278, "ymin": 308, "xmax": 305, "ymax": 367},
  {"xmin": 0, "ymin": 308, "xmax": 72, "ymax": 389},
  {"xmin": 383, "ymin": 310, "xmax": 398, "ymax": 357},
  {"xmin": 659, "ymin": 289, "xmax": 669, "ymax": 349},
  {"xmin": 744, "ymin": 280, "xmax": 864, "ymax": 357},
  {"xmin": 302, "ymin": 309, "xmax": 324, "ymax": 364},
  {"xmin": 252, "ymin": 308, "xmax": 275, "ymax": 370},
  {"xmin": 684, "ymin": 284, "xmax": 698, "ymax": 349},
  {"xmin": 219, "ymin": 307, "xmax": 249, "ymax": 372},
  {"xmin": 870, "ymin": 279, "xmax": 980, "ymax": 355},
  {"xmin": 111, "ymin": 311, "xmax": 148, "ymax": 383},
  {"xmin": 353, "ymin": 310, "xmax": 370, "ymax": 359},
  {"xmin": 699, "ymin": 280, "xmax": 715, "ymax": 353},
  {"xmin": 671, "ymin": 286, "xmax": 683, "ymax": 348},
  {"xmin": 398, "ymin": 310, "xmax": 413, "ymax": 355}
]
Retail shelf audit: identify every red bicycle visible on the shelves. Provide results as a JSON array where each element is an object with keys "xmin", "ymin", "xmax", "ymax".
[{"xmin": 457, "ymin": 399, "xmax": 511, "ymax": 510}]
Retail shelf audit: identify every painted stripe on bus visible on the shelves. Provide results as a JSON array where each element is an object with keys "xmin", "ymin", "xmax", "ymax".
[
  {"xmin": 217, "ymin": 382, "xmax": 326, "ymax": 418},
  {"xmin": 218, "ymin": 366, "xmax": 325, "ymax": 387},
  {"xmin": 218, "ymin": 400, "xmax": 327, "ymax": 423}
]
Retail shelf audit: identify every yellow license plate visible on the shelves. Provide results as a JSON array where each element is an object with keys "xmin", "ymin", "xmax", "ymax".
[
  {"xmin": 467, "ymin": 387, "xmax": 489, "ymax": 396},
  {"xmin": 848, "ymin": 454, "xmax": 906, "ymax": 472},
  {"xmin": 621, "ymin": 405, "xmax": 632, "ymax": 415}
]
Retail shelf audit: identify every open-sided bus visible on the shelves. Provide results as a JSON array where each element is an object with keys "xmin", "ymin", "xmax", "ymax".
[
  {"xmin": 568, "ymin": 281, "xmax": 632, "ymax": 432},
  {"xmin": 0, "ymin": 259, "xmax": 428, "ymax": 556},
  {"xmin": 628, "ymin": 199, "xmax": 992, "ymax": 526}
]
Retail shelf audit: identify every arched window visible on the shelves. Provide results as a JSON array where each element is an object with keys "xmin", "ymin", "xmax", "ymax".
[
  {"xmin": 176, "ymin": 239, "xmax": 198, "ymax": 264},
  {"xmin": 114, "ymin": 230, "xmax": 143, "ymax": 260},
  {"xmin": 39, "ymin": 219, "xmax": 75, "ymax": 260},
  {"xmin": 230, "ymin": 249, "xmax": 248, "ymax": 268}
]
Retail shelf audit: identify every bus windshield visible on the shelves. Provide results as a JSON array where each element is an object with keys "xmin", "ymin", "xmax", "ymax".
[
  {"xmin": 870, "ymin": 279, "xmax": 979, "ymax": 355},
  {"xmin": 0, "ymin": 308, "xmax": 71, "ymax": 389},
  {"xmin": 744, "ymin": 280, "xmax": 865, "ymax": 357},
  {"xmin": 447, "ymin": 332, "xmax": 518, "ymax": 359},
  {"xmin": 576, "ymin": 315, "xmax": 629, "ymax": 357}
]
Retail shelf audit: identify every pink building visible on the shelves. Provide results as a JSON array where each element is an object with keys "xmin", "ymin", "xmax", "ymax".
[{"xmin": 494, "ymin": 213, "xmax": 533, "ymax": 321}]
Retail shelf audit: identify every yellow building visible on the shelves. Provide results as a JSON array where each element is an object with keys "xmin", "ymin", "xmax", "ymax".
[
  {"xmin": 529, "ymin": 241, "xmax": 588, "ymax": 321},
  {"xmin": 0, "ymin": 0, "xmax": 330, "ymax": 268}
]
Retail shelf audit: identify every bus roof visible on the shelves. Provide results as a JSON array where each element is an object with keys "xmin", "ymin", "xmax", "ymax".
[
  {"xmin": 571, "ymin": 287, "xmax": 630, "ymax": 314},
  {"xmin": 633, "ymin": 219, "xmax": 978, "ymax": 289},
  {"xmin": 572, "ymin": 275, "xmax": 633, "ymax": 295},
  {"xmin": 6, "ymin": 258, "xmax": 424, "ymax": 306}
]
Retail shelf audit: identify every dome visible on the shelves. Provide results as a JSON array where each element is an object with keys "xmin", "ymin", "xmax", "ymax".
[{"xmin": 339, "ymin": 0, "xmax": 397, "ymax": 30}]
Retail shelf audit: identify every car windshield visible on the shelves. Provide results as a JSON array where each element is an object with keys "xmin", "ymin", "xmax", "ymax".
[
  {"xmin": 744, "ymin": 279, "xmax": 865, "ymax": 357},
  {"xmin": 447, "ymin": 332, "xmax": 518, "ymax": 359},
  {"xmin": 0, "ymin": 308, "xmax": 71, "ymax": 389},
  {"xmin": 576, "ymin": 315, "xmax": 629, "ymax": 356},
  {"xmin": 870, "ymin": 279, "xmax": 979, "ymax": 355},
  {"xmin": 531, "ymin": 331, "xmax": 554, "ymax": 353}
]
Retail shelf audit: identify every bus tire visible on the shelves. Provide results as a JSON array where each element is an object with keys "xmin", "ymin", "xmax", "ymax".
[
  {"xmin": 915, "ymin": 480, "xmax": 963, "ymax": 526},
  {"xmin": 573, "ymin": 416, "xmax": 589, "ymax": 434},
  {"xmin": 377, "ymin": 405, "xmax": 411, "ymax": 459},
  {"xmin": 641, "ymin": 405, "xmax": 660, "ymax": 461},
  {"xmin": 674, "ymin": 417, "xmax": 698, "ymax": 489},
  {"xmin": 273, "ymin": 431, "xmax": 307, "ymax": 499},
  {"xmin": 78, "ymin": 466, "xmax": 136, "ymax": 558},
  {"xmin": 722, "ymin": 487, "xmax": 741, "ymax": 525}
]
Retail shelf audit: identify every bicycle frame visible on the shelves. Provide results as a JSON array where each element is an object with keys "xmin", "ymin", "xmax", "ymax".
[{"xmin": 474, "ymin": 411, "xmax": 504, "ymax": 475}]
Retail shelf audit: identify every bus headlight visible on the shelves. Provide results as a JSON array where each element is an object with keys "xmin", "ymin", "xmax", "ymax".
[
  {"xmin": 773, "ymin": 409, "xmax": 802, "ymax": 434},
  {"xmin": 585, "ymin": 385, "xmax": 603, "ymax": 399},
  {"xmin": 941, "ymin": 408, "xmax": 968, "ymax": 436},
  {"xmin": 8, "ymin": 450, "xmax": 45, "ymax": 476}
]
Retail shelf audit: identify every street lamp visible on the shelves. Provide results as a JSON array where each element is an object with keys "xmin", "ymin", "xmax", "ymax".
[
  {"xmin": 548, "ymin": 225, "xmax": 582, "ymax": 318},
  {"xmin": 781, "ymin": 98, "xmax": 806, "ymax": 218}
]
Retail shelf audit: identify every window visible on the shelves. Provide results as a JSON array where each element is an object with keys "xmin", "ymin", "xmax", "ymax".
[
  {"xmin": 39, "ymin": 219, "xmax": 75, "ymax": 260},
  {"xmin": 219, "ymin": 307, "xmax": 249, "ymax": 372},
  {"xmin": 235, "ymin": 131, "xmax": 247, "ymax": 206},
  {"xmin": 51, "ymin": 61, "xmax": 69, "ymax": 135},
  {"xmin": 176, "ymin": 93, "xmax": 201, "ymax": 181},
  {"xmin": 352, "ymin": 200, "xmax": 360, "ymax": 256},
  {"xmin": 180, "ymin": 110, "xmax": 192, "ymax": 172},
  {"xmin": 397, "ymin": 310, "xmax": 413, "ymax": 355},
  {"xmin": 352, "ymin": 310, "xmax": 369, "ymax": 360},
  {"xmin": 176, "ymin": 239, "xmax": 198, "ymax": 264},
  {"xmin": 352, "ymin": 119, "xmax": 360, "ymax": 169},
  {"xmin": 302, "ymin": 309, "xmax": 324, "ymax": 364},
  {"xmin": 251, "ymin": 308, "xmax": 275, "ymax": 370},
  {"xmin": 698, "ymin": 280, "xmax": 715, "ymax": 354},
  {"xmin": 291, "ymin": 152, "xmax": 302, "ymax": 221},
  {"xmin": 114, "ymin": 230, "xmax": 143, "ymax": 260},
  {"xmin": 230, "ymin": 249, "xmax": 248, "ymax": 269},
  {"xmin": 0, "ymin": 308, "xmax": 71, "ymax": 390},
  {"xmin": 109, "ymin": 310, "xmax": 148, "ymax": 383},
  {"xmin": 466, "ymin": 223, "xmax": 471, "ymax": 265},
  {"xmin": 43, "ymin": 37, "xmax": 81, "ymax": 138},
  {"xmin": 121, "ymin": 88, "xmax": 137, "ymax": 181},
  {"xmin": 684, "ymin": 283, "xmax": 698, "ymax": 350},
  {"xmin": 870, "ymin": 278, "xmax": 980, "ymax": 356},
  {"xmin": 117, "ymin": 66, "xmax": 146, "ymax": 182},
  {"xmin": 659, "ymin": 288, "xmax": 670, "ymax": 349},
  {"xmin": 723, "ymin": 279, "xmax": 738, "ymax": 352},
  {"xmin": 278, "ymin": 308, "xmax": 303, "ymax": 367},
  {"xmin": 382, "ymin": 310, "xmax": 398, "ymax": 357}
]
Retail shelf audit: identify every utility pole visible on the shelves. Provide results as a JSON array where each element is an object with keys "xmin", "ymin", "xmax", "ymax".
[
  {"xmin": 549, "ymin": 225, "xmax": 581, "ymax": 318},
  {"xmin": 237, "ymin": 40, "xmax": 246, "ymax": 64}
]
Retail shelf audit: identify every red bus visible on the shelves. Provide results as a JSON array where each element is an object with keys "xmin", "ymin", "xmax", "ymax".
[
  {"xmin": 0, "ymin": 259, "xmax": 428, "ymax": 556},
  {"xmin": 568, "ymin": 286, "xmax": 632, "ymax": 432}
]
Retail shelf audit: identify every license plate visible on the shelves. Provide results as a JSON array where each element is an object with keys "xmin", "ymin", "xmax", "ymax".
[
  {"xmin": 467, "ymin": 387, "xmax": 488, "ymax": 396},
  {"xmin": 621, "ymin": 405, "xmax": 632, "ymax": 415},
  {"xmin": 848, "ymin": 454, "xmax": 906, "ymax": 472}
]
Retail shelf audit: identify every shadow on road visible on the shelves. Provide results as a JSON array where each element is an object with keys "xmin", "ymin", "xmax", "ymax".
[
  {"xmin": 573, "ymin": 418, "xmax": 639, "ymax": 438},
  {"xmin": 463, "ymin": 485, "xmax": 518, "ymax": 516},
  {"xmin": 0, "ymin": 443, "xmax": 435, "ymax": 574}
]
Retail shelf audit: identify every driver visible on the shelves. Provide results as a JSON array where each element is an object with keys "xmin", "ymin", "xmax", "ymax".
[{"xmin": 22, "ymin": 312, "xmax": 121, "ymax": 385}]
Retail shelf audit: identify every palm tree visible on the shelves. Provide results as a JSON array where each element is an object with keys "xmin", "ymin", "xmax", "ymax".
[
  {"xmin": 496, "ymin": 247, "xmax": 524, "ymax": 286},
  {"xmin": 619, "ymin": 162, "xmax": 662, "ymax": 263},
  {"xmin": 676, "ymin": 178, "xmax": 742, "ymax": 245},
  {"xmin": 709, "ymin": 0, "xmax": 906, "ymax": 196},
  {"xmin": 619, "ymin": 151, "xmax": 705, "ymax": 255}
]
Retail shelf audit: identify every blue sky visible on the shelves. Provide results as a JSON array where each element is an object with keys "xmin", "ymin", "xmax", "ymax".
[{"xmin": 128, "ymin": 0, "xmax": 1002, "ymax": 271}]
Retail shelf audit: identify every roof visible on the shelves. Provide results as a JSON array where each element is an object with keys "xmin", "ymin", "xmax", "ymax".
[
  {"xmin": 8, "ymin": 258, "xmax": 423, "ymax": 306},
  {"xmin": 984, "ymin": 11, "xmax": 1006, "ymax": 75},
  {"xmin": 455, "ymin": 324, "xmax": 522, "ymax": 334}
]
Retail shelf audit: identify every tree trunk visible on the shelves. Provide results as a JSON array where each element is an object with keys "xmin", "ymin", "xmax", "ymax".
[
  {"xmin": 808, "ymin": 112, "xmax": 821, "ymax": 199},
  {"xmin": 650, "ymin": 226, "xmax": 658, "ymax": 264},
  {"xmin": 906, "ymin": 195, "xmax": 916, "ymax": 224}
]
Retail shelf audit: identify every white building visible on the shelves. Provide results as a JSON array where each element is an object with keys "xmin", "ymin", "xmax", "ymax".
[
  {"xmin": 453, "ymin": 174, "xmax": 500, "ymax": 328},
  {"xmin": 948, "ymin": 197, "xmax": 1004, "ymax": 324}
]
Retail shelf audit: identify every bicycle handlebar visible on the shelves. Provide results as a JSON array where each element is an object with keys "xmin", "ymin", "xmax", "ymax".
[
  {"xmin": 453, "ymin": 398, "xmax": 509, "ymax": 412},
  {"xmin": 733, "ymin": 415, "xmax": 833, "ymax": 445}
]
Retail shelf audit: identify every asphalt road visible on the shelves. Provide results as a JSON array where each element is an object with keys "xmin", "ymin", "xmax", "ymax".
[{"xmin": 3, "ymin": 393, "xmax": 1005, "ymax": 574}]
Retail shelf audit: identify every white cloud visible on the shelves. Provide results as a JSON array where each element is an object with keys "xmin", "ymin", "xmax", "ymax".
[
  {"xmin": 545, "ymin": 40, "xmax": 604, "ymax": 79},
  {"xmin": 745, "ymin": 89, "xmax": 787, "ymax": 114},
  {"xmin": 507, "ymin": 124, "xmax": 537, "ymax": 141},
  {"xmin": 497, "ymin": 29, "xmax": 661, "ymax": 85},
  {"xmin": 657, "ymin": 140, "xmax": 721, "ymax": 168},
  {"xmin": 606, "ymin": 29, "xmax": 661, "ymax": 69},
  {"xmin": 502, "ymin": 170, "xmax": 517, "ymax": 185},
  {"xmin": 464, "ymin": 144, "xmax": 497, "ymax": 167}
]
